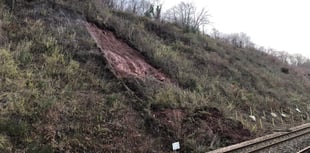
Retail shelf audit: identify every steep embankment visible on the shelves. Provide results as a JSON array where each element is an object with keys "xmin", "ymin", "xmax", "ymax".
[
  {"xmin": 0, "ymin": 0, "xmax": 309, "ymax": 153},
  {"xmin": 0, "ymin": 1, "xmax": 252, "ymax": 153}
]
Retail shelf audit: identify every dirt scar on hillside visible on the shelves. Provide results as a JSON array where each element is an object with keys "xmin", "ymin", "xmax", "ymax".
[{"xmin": 85, "ymin": 22, "xmax": 169, "ymax": 82}]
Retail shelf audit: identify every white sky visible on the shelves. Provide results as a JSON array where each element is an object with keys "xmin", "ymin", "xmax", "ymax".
[{"xmin": 162, "ymin": 0, "xmax": 310, "ymax": 58}]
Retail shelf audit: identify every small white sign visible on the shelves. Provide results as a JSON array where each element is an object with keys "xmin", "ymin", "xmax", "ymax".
[
  {"xmin": 172, "ymin": 142, "xmax": 180, "ymax": 151},
  {"xmin": 249, "ymin": 115, "xmax": 256, "ymax": 122},
  {"xmin": 281, "ymin": 113, "xmax": 287, "ymax": 118},
  {"xmin": 271, "ymin": 112, "xmax": 277, "ymax": 118}
]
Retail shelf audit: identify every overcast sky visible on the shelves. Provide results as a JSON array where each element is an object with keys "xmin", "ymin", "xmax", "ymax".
[{"xmin": 163, "ymin": 0, "xmax": 310, "ymax": 58}]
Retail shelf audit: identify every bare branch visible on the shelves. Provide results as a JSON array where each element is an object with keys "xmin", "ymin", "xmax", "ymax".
[{"xmin": 164, "ymin": 1, "xmax": 210, "ymax": 32}]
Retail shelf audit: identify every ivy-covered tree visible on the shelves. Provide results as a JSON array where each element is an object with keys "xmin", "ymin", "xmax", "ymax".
[
  {"xmin": 4, "ymin": 0, "xmax": 15, "ymax": 11},
  {"xmin": 144, "ymin": 4, "xmax": 162, "ymax": 20}
]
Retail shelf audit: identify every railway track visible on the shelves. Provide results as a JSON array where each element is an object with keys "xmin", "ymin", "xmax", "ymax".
[
  {"xmin": 297, "ymin": 146, "xmax": 310, "ymax": 153},
  {"xmin": 207, "ymin": 123, "xmax": 310, "ymax": 153}
]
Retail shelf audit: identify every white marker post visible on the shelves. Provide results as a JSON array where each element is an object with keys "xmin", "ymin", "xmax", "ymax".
[{"xmin": 172, "ymin": 142, "xmax": 180, "ymax": 151}]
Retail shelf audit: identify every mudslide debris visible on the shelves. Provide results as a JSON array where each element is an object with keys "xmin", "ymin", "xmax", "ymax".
[{"xmin": 85, "ymin": 22, "xmax": 169, "ymax": 82}]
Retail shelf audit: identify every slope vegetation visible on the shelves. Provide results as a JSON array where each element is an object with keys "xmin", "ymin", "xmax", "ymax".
[{"xmin": 0, "ymin": 1, "xmax": 309, "ymax": 152}]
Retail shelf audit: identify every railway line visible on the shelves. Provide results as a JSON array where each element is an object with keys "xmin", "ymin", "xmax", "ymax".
[
  {"xmin": 297, "ymin": 146, "xmax": 310, "ymax": 153},
  {"xmin": 207, "ymin": 123, "xmax": 310, "ymax": 153}
]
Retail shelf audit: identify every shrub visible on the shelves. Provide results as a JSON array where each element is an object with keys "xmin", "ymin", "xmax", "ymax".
[{"xmin": 0, "ymin": 49, "xmax": 19, "ymax": 78}]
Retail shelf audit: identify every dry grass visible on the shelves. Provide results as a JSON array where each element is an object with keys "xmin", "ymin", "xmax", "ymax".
[{"xmin": 0, "ymin": 0, "xmax": 309, "ymax": 152}]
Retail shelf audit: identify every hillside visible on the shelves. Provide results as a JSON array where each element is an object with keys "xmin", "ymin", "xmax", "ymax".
[{"xmin": 0, "ymin": 1, "xmax": 309, "ymax": 152}]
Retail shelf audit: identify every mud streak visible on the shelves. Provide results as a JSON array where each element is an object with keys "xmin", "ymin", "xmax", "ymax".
[{"xmin": 85, "ymin": 22, "xmax": 169, "ymax": 82}]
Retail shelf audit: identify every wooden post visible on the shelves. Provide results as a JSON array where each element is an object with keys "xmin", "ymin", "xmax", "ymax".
[{"xmin": 259, "ymin": 119, "xmax": 263, "ymax": 129}]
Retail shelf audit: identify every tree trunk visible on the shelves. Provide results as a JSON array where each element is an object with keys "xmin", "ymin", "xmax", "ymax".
[{"xmin": 5, "ymin": 0, "xmax": 15, "ymax": 11}]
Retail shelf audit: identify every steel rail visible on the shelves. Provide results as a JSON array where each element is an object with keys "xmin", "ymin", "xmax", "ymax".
[
  {"xmin": 207, "ymin": 123, "xmax": 310, "ymax": 153},
  {"xmin": 296, "ymin": 146, "xmax": 310, "ymax": 153},
  {"xmin": 248, "ymin": 127, "xmax": 310, "ymax": 153}
]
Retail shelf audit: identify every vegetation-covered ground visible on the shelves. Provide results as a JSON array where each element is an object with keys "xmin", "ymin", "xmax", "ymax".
[{"xmin": 0, "ymin": 0, "xmax": 309, "ymax": 152}]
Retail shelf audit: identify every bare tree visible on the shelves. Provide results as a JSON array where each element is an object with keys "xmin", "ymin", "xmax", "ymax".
[
  {"xmin": 165, "ymin": 1, "xmax": 210, "ymax": 32},
  {"xmin": 210, "ymin": 28, "xmax": 220, "ymax": 39},
  {"xmin": 215, "ymin": 32, "xmax": 254, "ymax": 48},
  {"xmin": 192, "ymin": 7, "xmax": 210, "ymax": 31},
  {"xmin": 124, "ymin": 0, "xmax": 151, "ymax": 15},
  {"xmin": 115, "ymin": 0, "xmax": 127, "ymax": 11},
  {"xmin": 293, "ymin": 54, "xmax": 307, "ymax": 66},
  {"xmin": 101, "ymin": 0, "xmax": 116, "ymax": 8},
  {"xmin": 237, "ymin": 32, "xmax": 254, "ymax": 48},
  {"xmin": 91, "ymin": 0, "xmax": 162, "ymax": 20}
]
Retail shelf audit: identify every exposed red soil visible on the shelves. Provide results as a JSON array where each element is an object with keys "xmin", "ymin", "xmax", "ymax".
[
  {"xmin": 153, "ymin": 108, "xmax": 186, "ymax": 137},
  {"xmin": 185, "ymin": 107, "xmax": 252, "ymax": 150},
  {"xmin": 85, "ymin": 22, "xmax": 169, "ymax": 82},
  {"xmin": 151, "ymin": 107, "xmax": 252, "ymax": 152}
]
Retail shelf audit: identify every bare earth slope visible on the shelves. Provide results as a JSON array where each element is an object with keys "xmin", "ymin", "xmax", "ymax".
[{"xmin": 85, "ymin": 22, "xmax": 169, "ymax": 82}]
